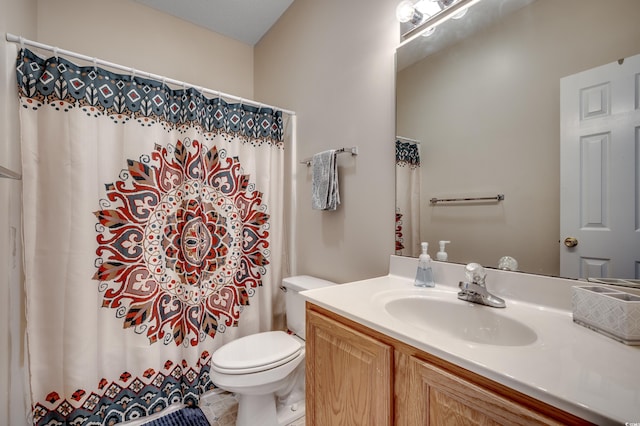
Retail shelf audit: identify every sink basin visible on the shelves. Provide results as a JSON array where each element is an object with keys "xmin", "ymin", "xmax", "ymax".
[{"xmin": 384, "ymin": 296, "xmax": 538, "ymax": 346}]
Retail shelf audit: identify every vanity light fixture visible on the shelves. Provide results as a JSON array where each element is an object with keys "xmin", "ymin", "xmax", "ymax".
[{"xmin": 398, "ymin": 0, "xmax": 484, "ymax": 43}]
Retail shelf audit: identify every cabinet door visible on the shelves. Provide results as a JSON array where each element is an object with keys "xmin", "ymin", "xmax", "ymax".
[
  {"xmin": 306, "ymin": 308, "xmax": 393, "ymax": 426},
  {"xmin": 405, "ymin": 356, "xmax": 564, "ymax": 426}
]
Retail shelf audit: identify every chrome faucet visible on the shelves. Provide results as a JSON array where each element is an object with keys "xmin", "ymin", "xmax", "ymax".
[{"xmin": 458, "ymin": 263, "xmax": 506, "ymax": 308}]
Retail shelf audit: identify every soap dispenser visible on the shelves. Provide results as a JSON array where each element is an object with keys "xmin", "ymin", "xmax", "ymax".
[
  {"xmin": 415, "ymin": 242, "xmax": 435, "ymax": 287},
  {"xmin": 436, "ymin": 240, "xmax": 450, "ymax": 261}
]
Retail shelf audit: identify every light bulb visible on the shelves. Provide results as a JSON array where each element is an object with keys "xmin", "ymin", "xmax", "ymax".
[
  {"xmin": 415, "ymin": 0, "xmax": 443, "ymax": 17},
  {"xmin": 451, "ymin": 0, "xmax": 471, "ymax": 19},
  {"xmin": 452, "ymin": 7, "xmax": 469, "ymax": 19},
  {"xmin": 396, "ymin": 1, "xmax": 424, "ymax": 25},
  {"xmin": 421, "ymin": 26, "xmax": 436, "ymax": 37},
  {"xmin": 396, "ymin": 1, "xmax": 416, "ymax": 22}
]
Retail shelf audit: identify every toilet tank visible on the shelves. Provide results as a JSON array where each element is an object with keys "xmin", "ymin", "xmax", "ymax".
[{"xmin": 282, "ymin": 275, "xmax": 335, "ymax": 339}]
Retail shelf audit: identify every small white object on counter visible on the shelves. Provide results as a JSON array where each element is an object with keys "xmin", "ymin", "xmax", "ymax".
[{"xmin": 572, "ymin": 285, "xmax": 640, "ymax": 345}]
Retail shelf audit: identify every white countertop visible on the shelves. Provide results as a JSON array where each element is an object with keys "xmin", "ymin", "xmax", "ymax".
[{"xmin": 301, "ymin": 256, "xmax": 640, "ymax": 425}]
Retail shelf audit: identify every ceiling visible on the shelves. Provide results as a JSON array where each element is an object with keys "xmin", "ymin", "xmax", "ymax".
[{"xmin": 133, "ymin": 0, "xmax": 295, "ymax": 46}]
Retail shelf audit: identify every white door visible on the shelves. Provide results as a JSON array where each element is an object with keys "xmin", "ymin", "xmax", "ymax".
[{"xmin": 560, "ymin": 54, "xmax": 640, "ymax": 279}]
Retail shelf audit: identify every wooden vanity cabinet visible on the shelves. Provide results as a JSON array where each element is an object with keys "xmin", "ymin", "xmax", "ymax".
[
  {"xmin": 306, "ymin": 303, "xmax": 591, "ymax": 426},
  {"xmin": 305, "ymin": 307, "xmax": 393, "ymax": 425}
]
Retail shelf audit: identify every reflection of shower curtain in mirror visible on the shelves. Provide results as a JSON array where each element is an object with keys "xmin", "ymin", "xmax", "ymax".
[{"xmin": 395, "ymin": 140, "xmax": 421, "ymax": 256}]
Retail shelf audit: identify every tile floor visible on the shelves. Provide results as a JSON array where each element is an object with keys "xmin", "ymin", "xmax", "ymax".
[{"xmin": 199, "ymin": 390, "xmax": 305, "ymax": 426}]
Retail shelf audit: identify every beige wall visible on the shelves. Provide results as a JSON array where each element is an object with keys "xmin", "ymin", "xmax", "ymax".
[
  {"xmin": 37, "ymin": 0, "xmax": 254, "ymax": 99},
  {"xmin": 397, "ymin": 0, "xmax": 640, "ymax": 275},
  {"xmin": 1, "ymin": 0, "xmax": 36, "ymax": 423},
  {"xmin": 255, "ymin": 0, "xmax": 399, "ymax": 283}
]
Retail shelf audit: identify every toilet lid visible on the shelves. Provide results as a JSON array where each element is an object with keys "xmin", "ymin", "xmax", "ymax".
[{"xmin": 212, "ymin": 331, "xmax": 303, "ymax": 375}]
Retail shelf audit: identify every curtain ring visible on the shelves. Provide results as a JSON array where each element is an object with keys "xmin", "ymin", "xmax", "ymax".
[
  {"xmin": 131, "ymin": 68, "xmax": 136, "ymax": 85},
  {"xmin": 18, "ymin": 37, "xmax": 25, "ymax": 59},
  {"xmin": 53, "ymin": 47, "xmax": 59, "ymax": 60},
  {"xmin": 93, "ymin": 58, "xmax": 98, "ymax": 72}
]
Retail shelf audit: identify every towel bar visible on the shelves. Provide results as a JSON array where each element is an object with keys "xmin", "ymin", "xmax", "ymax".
[
  {"xmin": 430, "ymin": 194, "xmax": 504, "ymax": 204},
  {"xmin": 300, "ymin": 147, "xmax": 358, "ymax": 166},
  {"xmin": 0, "ymin": 165, "xmax": 21, "ymax": 180}
]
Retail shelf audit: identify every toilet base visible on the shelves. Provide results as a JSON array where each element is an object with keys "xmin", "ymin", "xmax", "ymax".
[
  {"xmin": 235, "ymin": 393, "xmax": 304, "ymax": 426},
  {"xmin": 276, "ymin": 399, "xmax": 305, "ymax": 425},
  {"xmin": 236, "ymin": 393, "xmax": 277, "ymax": 426}
]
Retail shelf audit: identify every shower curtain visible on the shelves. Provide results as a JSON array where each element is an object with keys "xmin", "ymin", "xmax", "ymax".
[
  {"xmin": 16, "ymin": 48, "xmax": 285, "ymax": 425},
  {"xmin": 395, "ymin": 140, "xmax": 421, "ymax": 257}
]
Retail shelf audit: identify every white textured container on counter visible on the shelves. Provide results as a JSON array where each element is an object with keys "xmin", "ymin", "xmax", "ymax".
[{"xmin": 572, "ymin": 285, "xmax": 640, "ymax": 345}]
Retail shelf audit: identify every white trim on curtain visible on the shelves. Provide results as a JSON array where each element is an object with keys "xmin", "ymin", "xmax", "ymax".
[{"xmin": 395, "ymin": 139, "xmax": 421, "ymax": 257}]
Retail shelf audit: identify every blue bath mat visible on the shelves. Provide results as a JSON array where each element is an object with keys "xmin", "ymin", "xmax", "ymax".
[{"xmin": 143, "ymin": 407, "xmax": 210, "ymax": 426}]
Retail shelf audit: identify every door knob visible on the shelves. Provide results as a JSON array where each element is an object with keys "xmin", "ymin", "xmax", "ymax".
[{"xmin": 564, "ymin": 237, "xmax": 578, "ymax": 247}]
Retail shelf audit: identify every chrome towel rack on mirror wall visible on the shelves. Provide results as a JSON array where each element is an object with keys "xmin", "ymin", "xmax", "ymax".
[{"xmin": 430, "ymin": 194, "xmax": 505, "ymax": 204}]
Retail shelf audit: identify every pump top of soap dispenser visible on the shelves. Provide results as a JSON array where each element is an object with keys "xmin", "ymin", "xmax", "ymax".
[
  {"xmin": 436, "ymin": 240, "xmax": 450, "ymax": 261},
  {"xmin": 421, "ymin": 242, "xmax": 429, "ymax": 255}
]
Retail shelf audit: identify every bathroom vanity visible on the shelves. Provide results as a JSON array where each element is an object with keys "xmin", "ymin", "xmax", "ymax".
[{"xmin": 302, "ymin": 256, "xmax": 640, "ymax": 425}]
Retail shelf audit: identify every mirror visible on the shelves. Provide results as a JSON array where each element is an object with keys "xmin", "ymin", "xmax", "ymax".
[{"xmin": 395, "ymin": 0, "xmax": 640, "ymax": 277}]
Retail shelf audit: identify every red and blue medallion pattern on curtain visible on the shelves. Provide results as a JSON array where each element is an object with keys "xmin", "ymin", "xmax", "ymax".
[
  {"xmin": 95, "ymin": 140, "xmax": 269, "ymax": 345},
  {"xmin": 17, "ymin": 48, "xmax": 285, "ymax": 425}
]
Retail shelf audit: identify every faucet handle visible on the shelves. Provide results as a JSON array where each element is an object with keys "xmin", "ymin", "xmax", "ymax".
[{"xmin": 465, "ymin": 263, "xmax": 486, "ymax": 285}]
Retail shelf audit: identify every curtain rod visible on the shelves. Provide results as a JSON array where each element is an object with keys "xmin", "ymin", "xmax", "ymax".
[
  {"xmin": 396, "ymin": 136, "xmax": 420, "ymax": 144},
  {"xmin": 6, "ymin": 33, "xmax": 296, "ymax": 116}
]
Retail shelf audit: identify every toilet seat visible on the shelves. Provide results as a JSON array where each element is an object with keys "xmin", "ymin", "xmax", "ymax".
[{"xmin": 212, "ymin": 331, "xmax": 303, "ymax": 375}]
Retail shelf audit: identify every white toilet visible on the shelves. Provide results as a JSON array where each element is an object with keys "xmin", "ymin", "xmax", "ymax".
[{"xmin": 211, "ymin": 275, "xmax": 335, "ymax": 426}]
